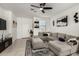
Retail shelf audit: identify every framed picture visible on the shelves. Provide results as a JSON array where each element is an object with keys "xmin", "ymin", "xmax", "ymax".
[
  {"xmin": 34, "ymin": 21, "xmax": 39, "ymax": 28},
  {"xmin": 34, "ymin": 24, "xmax": 39, "ymax": 28},
  {"xmin": 56, "ymin": 16, "xmax": 68, "ymax": 27},
  {"xmin": 34, "ymin": 21, "xmax": 39, "ymax": 23},
  {"xmin": 74, "ymin": 12, "xmax": 79, "ymax": 23}
]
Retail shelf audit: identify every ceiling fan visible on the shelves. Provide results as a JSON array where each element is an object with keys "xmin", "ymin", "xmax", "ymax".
[{"xmin": 31, "ymin": 3, "xmax": 52, "ymax": 13}]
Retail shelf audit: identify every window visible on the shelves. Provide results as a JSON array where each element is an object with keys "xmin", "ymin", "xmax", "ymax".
[{"xmin": 39, "ymin": 20, "xmax": 46, "ymax": 27}]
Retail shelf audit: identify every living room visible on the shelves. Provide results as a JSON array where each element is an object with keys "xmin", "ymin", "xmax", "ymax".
[{"xmin": 0, "ymin": 3, "xmax": 79, "ymax": 56}]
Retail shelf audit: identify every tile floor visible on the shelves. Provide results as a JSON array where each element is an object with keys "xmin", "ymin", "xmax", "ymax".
[
  {"xmin": 0, "ymin": 39, "xmax": 27, "ymax": 56},
  {"xmin": 0, "ymin": 38, "xmax": 79, "ymax": 56}
]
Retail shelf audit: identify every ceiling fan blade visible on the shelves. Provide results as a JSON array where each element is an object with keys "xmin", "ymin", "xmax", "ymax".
[
  {"xmin": 40, "ymin": 3, "xmax": 46, "ymax": 7},
  {"xmin": 43, "ymin": 3, "xmax": 46, "ymax": 6},
  {"xmin": 41, "ymin": 10, "xmax": 45, "ymax": 13},
  {"xmin": 31, "ymin": 5, "xmax": 40, "ymax": 8},
  {"xmin": 43, "ymin": 7, "xmax": 52, "ymax": 9}
]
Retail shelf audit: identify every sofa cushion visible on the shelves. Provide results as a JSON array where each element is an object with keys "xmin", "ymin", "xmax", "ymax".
[
  {"xmin": 58, "ymin": 33, "xmax": 66, "ymax": 39},
  {"xmin": 65, "ymin": 34, "xmax": 77, "ymax": 41},
  {"xmin": 52, "ymin": 33, "xmax": 58, "ymax": 37},
  {"xmin": 50, "ymin": 33, "xmax": 58, "ymax": 40},
  {"xmin": 49, "ymin": 40, "xmax": 71, "ymax": 52}
]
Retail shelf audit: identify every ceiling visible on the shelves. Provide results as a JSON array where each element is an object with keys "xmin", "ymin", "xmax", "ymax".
[{"xmin": 0, "ymin": 3, "xmax": 79, "ymax": 18}]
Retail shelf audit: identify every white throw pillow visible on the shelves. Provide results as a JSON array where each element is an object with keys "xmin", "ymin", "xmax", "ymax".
[
  {"xmin": 68, "ymin": 38, "xmax": 76, "ymax": 41},
  {"xmin": 67, "ymin": 38, "xmax": 77, "ymax": 46}
]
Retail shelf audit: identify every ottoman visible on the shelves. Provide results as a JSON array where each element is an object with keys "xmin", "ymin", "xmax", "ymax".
[{"xmin": 32, "ymin": 38, "xmax": 46, "ymax": 49}]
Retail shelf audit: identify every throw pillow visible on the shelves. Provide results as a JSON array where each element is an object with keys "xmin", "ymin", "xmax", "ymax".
[
  {"xmin": 59, "ymin": 37, "xmax": 65, "ymax": 42},
  {"xmin": 67, "ymin": 38, "xmax": 77, "ymax": 45},
  {"xmin": 43, "ymin": 33, "xmax": 48, "ymax": 36}
]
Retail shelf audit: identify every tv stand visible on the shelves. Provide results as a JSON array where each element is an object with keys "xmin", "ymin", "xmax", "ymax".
[{"xmin": 0, "ymin": 37, "xmax": 12, "ymax": 53}]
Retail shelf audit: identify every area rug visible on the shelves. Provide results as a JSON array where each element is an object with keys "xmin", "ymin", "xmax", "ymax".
[
  {"xmin": 32, "ymin": 49, "xmax": 55, "ymax": 56},
  {"xmin": 25, "ymin": 40, "xmax": 55, "ymax": 56},
  {"xmin": 25, "ymin": 40, "xmax": 79, "ymax": 56}
]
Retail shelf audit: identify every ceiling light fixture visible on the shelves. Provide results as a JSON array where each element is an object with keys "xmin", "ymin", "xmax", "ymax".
[{"xmin": 40, "ymin": 8, "xmax": 43, "ymax": 10}]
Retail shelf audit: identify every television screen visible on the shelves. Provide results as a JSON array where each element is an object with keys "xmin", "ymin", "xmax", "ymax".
[{"xmin": 0, "ymin": 18, "xmax": 6, "ymax": 30}]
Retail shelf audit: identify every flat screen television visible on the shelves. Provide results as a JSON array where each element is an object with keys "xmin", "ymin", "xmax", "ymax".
[{"xmin": 0, "ymin": 18, "xmax": 6, "ymax": 30}]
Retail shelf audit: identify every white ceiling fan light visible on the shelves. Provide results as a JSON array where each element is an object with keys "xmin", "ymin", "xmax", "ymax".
[{"xmin": 40, "ymin": 8, "xmax": 43, "ymax": 10}]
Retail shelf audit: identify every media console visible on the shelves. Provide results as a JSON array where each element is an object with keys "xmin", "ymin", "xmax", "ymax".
[{"xmin": 0, "ymin": 37, "xmax": 12, "ymax": 53}]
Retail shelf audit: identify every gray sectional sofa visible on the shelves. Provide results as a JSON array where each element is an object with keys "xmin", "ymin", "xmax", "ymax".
[
  {"xmin": 32, "ymin": 32, "xmax": 79, "ymax": 56},
  {"xmin": 48, "ymin": 33, "xmax": 79, "ymax": 56}
]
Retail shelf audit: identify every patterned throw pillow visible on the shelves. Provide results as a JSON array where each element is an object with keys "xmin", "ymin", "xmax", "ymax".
[{"xmin": 67, "ymin": 38, "xmax": 77, "ymax": 46}]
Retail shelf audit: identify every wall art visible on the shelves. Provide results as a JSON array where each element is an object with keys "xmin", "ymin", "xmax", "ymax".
[
  {"xmin": 56, "ymin": 16, "xmax": 68, "ymax": 27},
  {"xmin": 74, "ymin": 12, "xmax": 79, "ymax": 23}
]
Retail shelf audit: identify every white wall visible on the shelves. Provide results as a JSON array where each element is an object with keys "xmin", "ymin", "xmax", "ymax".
[
  {"xmin": 17, "ymin": 17, "xmax": 32, "ymax": 39},
  {"xmin": 0, "ymin": 7, "xmax": 13, "ymax": 40},
  {"xmin": 12, "ymin": 14, "xmax": 17, "ymax": 42},
  {"xmin": 0, "ymin": 7, "xmax": 33, "ymax": 40},
  {"xmin": 0, "ymin": 7, "xmax": 17, "ymax": 42},
  {"xmin": 50, "ymin": 5, "xmax": 79, "ymax": 37}
]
